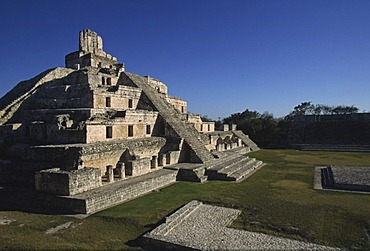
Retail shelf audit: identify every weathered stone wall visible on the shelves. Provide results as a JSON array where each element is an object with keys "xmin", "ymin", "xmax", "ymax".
[
  {"xmin": 82, "ymin": 169, "xmax": 177, "ymax": 214},
  {"xmin": 128, "ymin": 158, "xmax": 151, "ymax": 176},
  {"xmin": 25, "ymin": 145, "xmax": 82, "ymax": 171},
  {"xmin": 84, "ymin": 155, "xmax": 122, "ymax": 174},
  {"xmin": 86, "ymin": 110, "xmax": 159, "ymax": 143},
  {"xmin": 35, "ymin": 168, "xmax": 101, "ymax": 196},
  {"xmin": 199, "ymin": 122, "xmax": 215, "ymax": 133},
  {"xmin": 82, "ymin": 137, "xmax": 166, "ymax": 175},
  {"xmin": 166, "ymin": 150, "xmax": 181, "ymax": 165},
  {"xmin": 86, "ymin": 124, "xmax": 107, "ymax": 143},
  {"xmin": 93, "ymin": 93, "xmax": 138, "ymax": 109},
  {"xmin": 166, "ymin": 96, "xmax": 187, "ymax": 113},
  {"xmin": 146, "ymin": 76, "xmax": 168, "ymax": 95},
  {"xmin": 288, "ymin": 113, "xmax": 370, "ymax": 146}
]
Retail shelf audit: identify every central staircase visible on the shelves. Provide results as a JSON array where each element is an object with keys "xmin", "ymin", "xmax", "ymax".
[{"xmin": 124, "ymin": 72, "xmax": 214, "ymax": 163}]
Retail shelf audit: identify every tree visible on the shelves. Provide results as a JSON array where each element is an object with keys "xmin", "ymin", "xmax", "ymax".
[
  {"xmin": 223, "ymin": 109, "xmax": 279, "ymax": 147},
  {"xmin": 332, "ymin": 105, "xmax": 358, "ymax": 115},
  {"xmin": 290, "ymin": 102, "xmax": 315, "ymax": 116},
  {"xmin": 288, "ymin": 102, "xmax": 359, "ymax": 116},
  {"xmin": 200, "ymin": 115, "xmax": 213, "ymax": 122}
]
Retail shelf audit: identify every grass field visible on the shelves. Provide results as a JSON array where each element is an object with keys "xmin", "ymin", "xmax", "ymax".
[{"xmin": 0, "ymin": 150, "xmax": 369, "ymax": 250}]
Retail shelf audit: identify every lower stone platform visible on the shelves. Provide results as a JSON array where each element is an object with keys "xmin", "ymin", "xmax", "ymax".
[
  {"xmin": 315, "ymin": 166, "xmax": 370, "ymax": 193},
  {"xmin": 0, "ymin": 148, "xmax": 265, "ymax": 215},
  {"xmin": 64, "ymin": 168, "xmax": 178, "ymax": 214},
  {"xmin": 0, "ymin": 168, "xmax": 177, "ymax": 215},
  {"xmin": 142, "ymin": 201, "xmax": 340, "ymax": 250}
]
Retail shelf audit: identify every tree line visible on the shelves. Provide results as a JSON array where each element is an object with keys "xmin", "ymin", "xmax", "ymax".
[
  {"xmin": 288, "ymin": 102, "xmax": 358, "ymax": 116},
  {"xmin": 204, "ymin": 102, "xmax": 360, "ymax": 148}
]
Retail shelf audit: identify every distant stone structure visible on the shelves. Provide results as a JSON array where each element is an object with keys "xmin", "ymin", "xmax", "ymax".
[
  {"xmin": 286, "ymin": 114, "xmax": 370, "ymax": 151},
  {"xmin": 0, "ymin": 29, "xmax": 262, "ymax": 214}
]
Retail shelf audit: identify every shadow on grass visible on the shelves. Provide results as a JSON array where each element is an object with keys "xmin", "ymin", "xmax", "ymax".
[{"xmin": 0, "ymin": 186, "xmax": 78, "ymax": 215}]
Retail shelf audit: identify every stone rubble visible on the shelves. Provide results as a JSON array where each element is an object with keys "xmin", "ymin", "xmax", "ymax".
[
  {"xmin": 0, "ymin": 219, "xmax": 15, "ymax": 225},
  {"xmin": 45, "ymin": 221, "xmax": 74, "ymax": 234}
]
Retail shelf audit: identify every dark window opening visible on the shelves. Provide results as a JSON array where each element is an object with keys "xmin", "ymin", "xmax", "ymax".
[
  {"xmin": 128, "ymin": 99, "xmax": 133, "ymax": 108},
  {"xmin": 146, "ymin": 125, "xmax": 151, "ymax": 135},
  {"xmin": 102, "ymin": 77, "xmax": 106, "ymax": 85},
  {"xmin": 106, "ymin": 97, "xmax": 111, "ymax": 107},
  {"xmin": 128, "ymin": 125, "xmax": 134, "ymax": 137},
  {"xmin": 208, "ymin": 124, "xmax": 211, "ymax": 131},
  {"xmin": 106, "ymin": 126, "xmax": 113, "ymax": 138},
  {"xmin": 107, "ymin": 78, "xmax": 112, "ymax": 86},
  {"xmin": 181, "ymin": 106, "xmax": 184, "ymax": 113}
]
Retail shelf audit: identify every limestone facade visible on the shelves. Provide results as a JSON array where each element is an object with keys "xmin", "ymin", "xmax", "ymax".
[{"xmin": 0, "ymin": 29, "xmax": 260, "ymax": 204}]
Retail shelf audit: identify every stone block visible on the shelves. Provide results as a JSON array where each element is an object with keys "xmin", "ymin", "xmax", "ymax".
[
  {"xmin": 107, "ymin": 165, "xmax": 114, "ymax": 183},
  {"xmin": 35, "ymin": 168, "xmax": 101, "ymax": 196}
]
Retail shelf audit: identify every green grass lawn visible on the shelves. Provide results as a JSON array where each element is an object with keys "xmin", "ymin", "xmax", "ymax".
[{"xmin": 0, "ymin": 150, "xmax": 369, "ymax": 250}]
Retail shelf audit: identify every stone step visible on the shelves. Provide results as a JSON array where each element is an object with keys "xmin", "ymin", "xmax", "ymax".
[
  {"xmin": 219, "ymin": 158, "xmax": 255, "ymax": 175},
  {"xmin": 207, "ymin": 155, "xmax": 246, "ymax": 172},
  {"xmin": 207, "ymin": 158, "xmax": 264, "ymax": 182},
  {"xmin": 296, "ymin": 144, "xmax": 370, "ymax": 152},
  {"xmin": 229, "ymin": 160, "xmax": 264, "ymax": 181},
  {"xmin": 0, "ymin": 68, "xmax": 75, "ymax": 125},
  {"xmin": 124, "ymin": 72, "xmax": 214, "ymax": 163}
]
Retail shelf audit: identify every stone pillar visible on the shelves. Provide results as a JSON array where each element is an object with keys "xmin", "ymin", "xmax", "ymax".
[
  {"xmin": 107, "ymin": 165, "xmax": 114, "ymax": 183},
  {"xmin": 117, "ymin": 163, "xmax": 125, "ymax": 180},
  {"xmin": 166, "ymin": 152, "xmax": 171, "ymax": 165},
  {"xmin": 238, "ymin": 138, "xmax": 242, "ymax": 147},
  {"xmin": 223, "ymin": 124, "xmax": 229, "ymax": 131},
  {"xmin": 158, "ymin": 154, "xmax": 165, "ymax": 167},
  {"xmin": 230, "ymin": 124, "xmax": 237, "ymax": 131},
  {"xmin": 151, "ymin": 156, "xmax": 158, "ymax": 169}
]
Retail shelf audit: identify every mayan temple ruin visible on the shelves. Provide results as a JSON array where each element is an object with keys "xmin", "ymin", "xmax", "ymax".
[{"xmin": 0, "ymin": 30, "xmax": 263, "ymax": 214}]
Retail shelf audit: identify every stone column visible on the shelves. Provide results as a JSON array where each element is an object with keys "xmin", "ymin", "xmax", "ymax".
[
  {"xmin": 158, "ymin": 154, "xmax": 165, "ymax": 167},
  {"xmin": 166, "ymin": 152, "xmax": 172, "ymax": 165},
  {"xmin": 118, "ymin": 163, "xmax": 125, "ymax": 180},
  {"xmin": 107, "ymin": 165, "xmax": 114, "ymax": 183},
  {"xmin": 151, "ymin": 156, "xmax": 158, "ymax": 169}
]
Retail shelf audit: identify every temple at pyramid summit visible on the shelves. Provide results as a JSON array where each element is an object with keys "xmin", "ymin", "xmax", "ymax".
[{"xmin": 0, "ymin": 29, "xmax": 263, "ymax": 214}]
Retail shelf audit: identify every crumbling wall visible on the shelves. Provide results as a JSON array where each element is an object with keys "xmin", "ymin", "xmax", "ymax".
[
  {"xmin": 166, "ymin": 96, "xmax": 187, "ymax": 113},
  {"xmin": 65, "ymin": 29, "xmax": 122, "ymax": 70},
  {"xmin": 35, "ymin": 167, "xmax": 101, "ymax": 196},
  {"xmin": 146, "ymin": 76, "xmax": 168, "ymax": 95}
]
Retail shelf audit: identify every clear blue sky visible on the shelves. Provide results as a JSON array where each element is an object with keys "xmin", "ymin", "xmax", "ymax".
[{"xmin": 1, "ymin": 0, "xmax": 370, "ymax": 119}]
